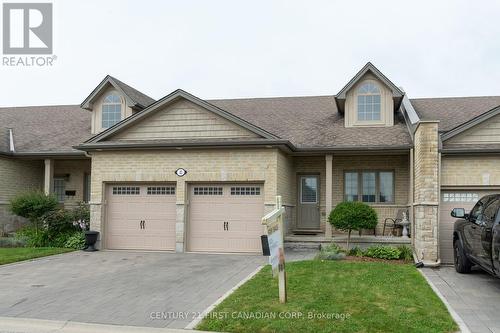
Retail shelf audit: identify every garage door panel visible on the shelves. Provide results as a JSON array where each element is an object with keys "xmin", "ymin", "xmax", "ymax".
[
  {"xmin": 106, "ymin": 184, "xmax": 176, "ymax": 251},
  {"xmin": 188, "ymin": 184, "xmax": 264, "ymax": 253},
  {"xmin": 440, "ymin": 189, "xmax": 498, "ymax": 264}
]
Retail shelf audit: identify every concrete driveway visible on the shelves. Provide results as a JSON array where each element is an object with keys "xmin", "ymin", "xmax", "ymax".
[
  {"xmin": 422, "ymin": 266, "xmax": 500, "ymax": 333},
  {"xmin": 0, "ymin": 251, "xmax": 267, "ymax": 329}
]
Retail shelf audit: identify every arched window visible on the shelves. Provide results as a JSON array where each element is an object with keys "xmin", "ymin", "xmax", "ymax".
[
  {"xmin": 102, "ymin": 93, "xmax": 122, "ymax": 128},
  {"xmin": 357, "ymin": 82, "xmax": 381, "ymax": 121}
]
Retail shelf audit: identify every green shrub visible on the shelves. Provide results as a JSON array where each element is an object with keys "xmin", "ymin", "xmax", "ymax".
[
  {"xmin": 69, "ymin": 203, "xmax": 90, "ymax": 231},
  {"xmin": 63, "ymin": 232, "xmax": 85, "ymax": 249},
  {"xmin": 348, "ymin": 246, "xmax": 364, "ymax": 257},
  {"xmin": 364, "ymin": 245, "xmax": 401, "ymax": 260},
  {"xmin": 15, "ymin": 227, "xmax": 50, "ymax": 247},
  {"xmin": 397, "ymin": 245, "xmax": 413, "ymax": 261},
  {"xmin": 9, "ymin": 191, "xmax": 58, "ymax": 225},
  {"xmin": 329, "ymin": 202, "xmax": 378, "ymax": 248},
  {"xmin": 317, "ymin": 252, "xmax": 346, "ymax": 260},
  {"xmin": 316, "ymin": 242, "xmax": 346, "ymax": 261}
]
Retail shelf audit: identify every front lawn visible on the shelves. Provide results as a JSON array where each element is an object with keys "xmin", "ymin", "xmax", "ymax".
[
  {"xmin": 197, "ymin": 260, "xmax": 457, "ymax": 333},
  {"xmin": 0, "ymin": 247, "xmax": 73, "ymax": 265}
]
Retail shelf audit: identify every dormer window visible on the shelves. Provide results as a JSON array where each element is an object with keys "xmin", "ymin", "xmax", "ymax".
[
  {"xmin": 357, "ymin": 82, "xmax": 381, "ymax": 121},
  {"xmin": 102, "ymin": 93, "xmax": 122, "ymax": 128}
]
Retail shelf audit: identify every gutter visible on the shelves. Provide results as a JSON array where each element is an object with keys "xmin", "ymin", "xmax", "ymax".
[
  {"xmin": 75, "ymin": 140, "xmax": 413, "ymax": 153},
  {"xmin": 0, "ymin": 151, "xmax": 86, "ymax": 158}
]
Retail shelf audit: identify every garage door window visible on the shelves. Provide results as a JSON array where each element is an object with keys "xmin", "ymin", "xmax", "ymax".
[
  {"xmin": 147, "ymin": 186, "xmax": 175, "ymax": 195},
  {"xmin": 193, "ymin": 187, "xmax": 223, "ymax": 195},
  {"xmin": 231, "ymin": 187, "xmax": 261, "ymax": 195},
  {"xmin": 112, "ymin": 186, "xmax": 140, "ymax": 195},
  {"xmin": 442, "ymin": 192, "xmax": 479, "ymax": 202}
]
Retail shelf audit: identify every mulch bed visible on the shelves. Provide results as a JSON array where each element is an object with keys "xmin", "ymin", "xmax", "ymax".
[{"xmin": 344, "ymin": 255, "xmax": 410, "ymax": 264}]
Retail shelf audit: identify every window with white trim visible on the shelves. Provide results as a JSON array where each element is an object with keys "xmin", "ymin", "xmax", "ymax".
[
  {"xmin": 230, "ymin": 187, "xmax": 261, "ymax": 195},
  {"xmin": 193, "ymin": 187, "xmax": 223, "ymax": 195},
  {"xmin": 53, "ymin": 178, "xmax": 65, "ymax": 202},
  {"xmin": 442, "ymin": 192, "xmax": 479, "ymax": 203},
  {"xmin": 147, "ymin": 186, "xmax": 175, "ymax": 195},
  {"xmin": 357, "ymin": 82, "xmax": 381, "ymax": 121},
  {"xmin": 112, "ymin": 186, "xmax": 140, "ymax": 195},
  {"xmin": 102, "ymin": 93, "xmax": 122, "ymax": 128},
  {"xmin": 344, "ymin": 171, "xmax": 394, "ymax": 203}
]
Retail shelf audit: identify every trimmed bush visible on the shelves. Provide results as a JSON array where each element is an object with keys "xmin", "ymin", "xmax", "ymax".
[
  {"xmin": 328, "ymin": 202, "xmax": 378, "ymax": 248},
  {"xmin": 364, "ymin": 245, "xmax": 401, "ymax": 260},
  {"xmin": 316, "ymin": 242, "xmax": 346, "ymax": 261},
  {"xmin": 9, "ymin": 191, "xmax": 58, "ymax": 232},
  {"xmin": 0, "ymin": 237, "xmax": 26, "ymax": 248}
]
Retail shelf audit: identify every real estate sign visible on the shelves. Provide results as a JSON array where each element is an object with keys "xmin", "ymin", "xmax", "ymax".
[{"xmin": 267, "ymin": 228, "xmax": 282, "ymax": 276}]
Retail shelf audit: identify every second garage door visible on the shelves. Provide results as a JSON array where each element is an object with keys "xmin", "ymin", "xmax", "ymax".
[
  {"xmin": 439, "ymin": 189, "xmax": 498, "ymax": 264},
  {"xmin": 188, "ymin": 184, "xmax": 265, "ymax": 253},
  {"xmin": 106, "ymin": 184, "xmax": 177, "ymax": 251}
]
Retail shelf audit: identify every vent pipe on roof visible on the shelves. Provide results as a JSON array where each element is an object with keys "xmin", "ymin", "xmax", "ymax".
[{"xmin": 8, "ymin": 128, "xmax": 15, "ymax": 152}]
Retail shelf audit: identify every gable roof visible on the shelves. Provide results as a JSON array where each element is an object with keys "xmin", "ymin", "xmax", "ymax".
[
  {"xmin": 83, "ymin": 89, "xmax": 280, "ymax": 145},
  {"xmin": 411, "ymin": 96, "xmax": 500, "ymax": 133},
  {"xmin": 440, "ymin": 104, "xmax": 500, "ymax": 142},
  {"xmin": 80, "ymin": 75, "xmax": 155, "ymax": 110},
  {"xmin": 334, "ymin": 62, "xmax": 405, "ymax": 114},
  {"xmin": 336, "ymin": 62, "xmax": 405, "ymax": 100},
  {"xmin": 0, "ymin": 105, "xmax": 91, "ymax": 155}
]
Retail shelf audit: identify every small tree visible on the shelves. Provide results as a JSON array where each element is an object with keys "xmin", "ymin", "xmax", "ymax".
[
  {"xmin": 328, "ymin": 202, "xmax": 378, "ymax": 248},
  {"xmin": 9, "ymin": 191, "xmax": 58, "ymax": 235}
]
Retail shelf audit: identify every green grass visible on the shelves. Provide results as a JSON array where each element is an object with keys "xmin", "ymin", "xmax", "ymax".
[
  {"xmin": 197, "ymin": 260, "xmax": 457, "ymax": 333},
  {"xmin": 0, "ymin": 247, "xmax": 74, "ymax": 265}
]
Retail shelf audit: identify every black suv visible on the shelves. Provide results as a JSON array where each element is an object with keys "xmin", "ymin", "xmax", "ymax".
[{"xmin": 452, "ymin": 194, "xmax": 500, "ymax": 276}]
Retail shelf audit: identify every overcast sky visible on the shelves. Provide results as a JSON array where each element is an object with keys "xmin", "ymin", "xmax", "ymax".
[{"xmin": 1, "ymin": 0, "xmax": 500, "ymax": 107}]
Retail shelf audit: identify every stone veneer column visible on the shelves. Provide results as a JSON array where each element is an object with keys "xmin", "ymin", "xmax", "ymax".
[
  {"xmin": 175, "ymin": 179, "xmax": 186, "ymax": 252},
  {"xmin": 413, "ymin": 121, "xmax": 440, "ymax": 266},
  {"xmin": 325, "ymin": 155, "xmax": 333, "ymax": 239}
]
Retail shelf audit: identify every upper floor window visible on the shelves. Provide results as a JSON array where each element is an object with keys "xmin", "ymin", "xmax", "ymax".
[
  {"xmin": 357, "ymin": 82, "xmax": 381, "ymax": 121},
  {"xmin": 102, "ymin": 93, "xmax": 122, "ymax": 128}
]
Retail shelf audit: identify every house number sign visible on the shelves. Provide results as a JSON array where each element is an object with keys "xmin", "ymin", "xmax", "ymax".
[{"xmin": 175, "ymin": 168, "xmax": 187, "ymax": 177}]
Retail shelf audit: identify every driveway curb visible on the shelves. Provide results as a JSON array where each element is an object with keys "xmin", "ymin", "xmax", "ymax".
[
  {"xmin": 0, "ymin": 316, "xmax": 214, "ymax": 333},
  {"xmin": 418, "ymin": 269, "xmax": 470, "ymax": 333},
  {"xmin": 185, "ymin": 265, "xmax": 264, "ymax": 330}
]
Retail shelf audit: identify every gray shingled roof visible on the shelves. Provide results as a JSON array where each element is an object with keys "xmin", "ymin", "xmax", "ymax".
[
  {"xmin": 411, "ymin": 96, "xmax": 500, "ymax": 132},
  {"xmin": 0, "ymin": 105, "xmax": 91, "ymax": 154},
  {"xmin": 0, "ymin": 127, "xmax": 9, "ymax": 153},
  {"xmin": 109, "ymin": 76, "xmax": 156, "ymax": 108},
  {"xmin": 2, "ymin": 93, "xmax": 500, "ymax": 154},
  {"xmin": 208, "ymin": 96, "xmax": 412, "ymax": 148}
]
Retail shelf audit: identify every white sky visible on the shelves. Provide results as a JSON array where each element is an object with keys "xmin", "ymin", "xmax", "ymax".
[{"xmin": 1, "ymin": 0, "xmax": 500, "ymax": 107}]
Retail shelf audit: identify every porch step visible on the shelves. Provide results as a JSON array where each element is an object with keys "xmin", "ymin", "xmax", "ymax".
[{"xmin": 292, "ymin": 229, "xmax": 323, "ymax": 235}]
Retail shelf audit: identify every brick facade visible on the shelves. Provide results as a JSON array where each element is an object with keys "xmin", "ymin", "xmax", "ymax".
[{"xmin": 0, "ymin": 157, "xmax": 43, "ymax": 234}]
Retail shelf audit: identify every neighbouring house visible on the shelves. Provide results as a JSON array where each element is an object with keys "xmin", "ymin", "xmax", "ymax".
[{"xmin": 1, "ymin": 62, "xmax": 499, "ymax": 266}]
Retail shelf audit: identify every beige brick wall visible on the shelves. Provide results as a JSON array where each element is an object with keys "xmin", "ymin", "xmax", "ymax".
[
  {"xmin": 441, "ymin": 155, "xmax": 500, "ymax": 187},
  {"xmin": 89, "ymin": 148, "xmax": 279, "ymax": 249},
  {"xmin": 276, "ymin": 151, "xmax": 295, "ymax": 233},
  {"xmin": 0, "ymin": 157, "xmax": 44, "ymax": 234},
  {"xmin": 54, "ymin": 159, "xmax": 91, "ymax": 208},
  {"xmin": 0, "ymin": 157, "xmax": 44, "ymax": 202},
  {"xmin": 332, "ymin": 154, "xmax": 410, "ymax": 235},
  {"xmin": 413, "ymin": 122, "xmax": 440, "ymax": 264}
]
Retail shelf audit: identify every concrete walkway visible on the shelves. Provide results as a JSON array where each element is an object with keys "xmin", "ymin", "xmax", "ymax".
[{"xmin": 422, "ymin": 266, "xmax": 500, "ymax": 333}]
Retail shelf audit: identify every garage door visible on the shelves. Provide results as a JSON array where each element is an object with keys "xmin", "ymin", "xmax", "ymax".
[
  {"xmin": 440, "ymin": 189, "xmax": 498, "ymax": 264},
  {"xmin": 106, "ymin": 184, "xmax": 176, "ymax": 250},
  {"xmin": 188, "ymin": 184, "xmax": 264, "ymax": 253}
]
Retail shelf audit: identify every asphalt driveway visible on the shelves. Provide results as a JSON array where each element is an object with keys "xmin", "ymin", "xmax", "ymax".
[
  {"xmin": 422, "ymin": 266, "xmax": 500, "ymax": 333},
  {"xmin": 0, "ymin": 251, "xmax": 267, "ymax": 329}
]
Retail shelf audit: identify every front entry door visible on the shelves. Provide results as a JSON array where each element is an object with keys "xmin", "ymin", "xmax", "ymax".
[{"xmin": 298, "ymin": 175, "xmax": 320, "ymax": 229}]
